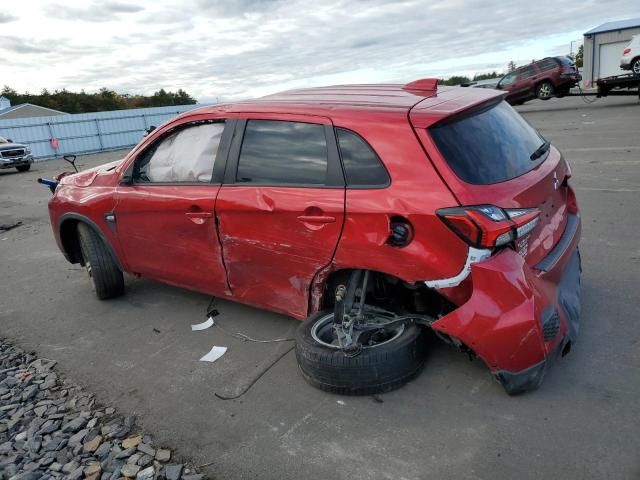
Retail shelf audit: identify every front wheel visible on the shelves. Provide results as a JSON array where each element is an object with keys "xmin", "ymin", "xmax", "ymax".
[
  {"xmin": 536, "ymin": 81, "xmax": 555, "ymax": 100},
  {"xmin": 16, "ymin": 164, "xmax": 31, "ymax": 172},
  {"xmin": 77, "ymin": 223, "xmax": 124, "ymax": 300},
  {"xmin": 295, "ymin": 310, "xmax": 428, "ymax": 395}
]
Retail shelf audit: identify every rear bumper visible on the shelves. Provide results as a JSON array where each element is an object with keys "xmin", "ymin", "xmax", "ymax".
[
  {"xmin": 0, "ymin": 155, "xmax": 33, "ymax": 169},
  {"xmin": 432, "ymin": 214, "xmax": 582, "ymax": 394}
]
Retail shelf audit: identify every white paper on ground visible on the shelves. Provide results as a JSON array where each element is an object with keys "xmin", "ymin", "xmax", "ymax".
[
  {"xmin": 199, "ymin": 346, "xmax": 227, "ymax": 363},
  {"xmin": 191, "ymin": 317, "xmax": 215, "ymax": 331}
]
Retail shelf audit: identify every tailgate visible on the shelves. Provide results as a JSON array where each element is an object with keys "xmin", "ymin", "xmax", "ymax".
[{"xmin": 417, "ymin": 99, "xmax": 571, "ymax": 266}]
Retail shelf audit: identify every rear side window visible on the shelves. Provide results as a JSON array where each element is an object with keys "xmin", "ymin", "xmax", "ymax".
[
  {"xmin": 538, "ymin": 58, "xmax": 558, "ymax": 71},
  {"xmin": 237, "ymin": 120, "xmax": 328, "ymax": 185},
  {"xmin": 430, "ymin": 101, "xmax": 547, "ymax": 185},
  {"xmin": 336, "ymin": 128, "xmax": 389, "ymax": 187},
  {"xmin": 519, "ymin": 65, "xmax": 536, "ymax": 79}
]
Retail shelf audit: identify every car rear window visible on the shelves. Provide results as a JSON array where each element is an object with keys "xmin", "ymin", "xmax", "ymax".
[
  {"xmin": 555, "ymin": 56, "xmax": 574, "ymax": 66},
  {"xmin": 429, "ymin": 100, "xmax": 547, "ymax": 185}
]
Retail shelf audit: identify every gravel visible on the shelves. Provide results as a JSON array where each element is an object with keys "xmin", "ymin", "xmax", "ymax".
[{"xmin": 0, "ymin": 339, "xmax": 206, "ymax": 479}]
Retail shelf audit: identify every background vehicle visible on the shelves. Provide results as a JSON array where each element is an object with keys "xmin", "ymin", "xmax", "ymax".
[
  {"xmin": 0, "ymin": 136, "xmax": 34, "ymax": 172},
  {"xmin": 497, "ymin": 57, "xmax": 581, "ymax": 104},
  {"xmin": 461, "ymin": 78, "xmax": 500, "ymax": 89},
  {"xmin": 43, "ymin": 81, "xmax": 581, "ymax": 396},
  {"xmin": 620, "ymin": 35, "xmax": 640, "ymax": 74}
]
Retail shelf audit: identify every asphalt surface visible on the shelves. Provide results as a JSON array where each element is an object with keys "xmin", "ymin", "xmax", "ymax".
[{"xmin": 1, "ymin": 95, "xmax": 639, "ymax": 480}]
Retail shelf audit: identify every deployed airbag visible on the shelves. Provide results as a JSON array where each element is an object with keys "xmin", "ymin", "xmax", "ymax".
[{"xmin": 145, "ymin": 123, "xmax": 224, "ymax": 183}]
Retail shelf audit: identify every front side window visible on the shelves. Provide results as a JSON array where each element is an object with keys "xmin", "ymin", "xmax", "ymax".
[
  {"xmin": 236, "ymin": 120, "xmax": 328, "ymax": 185},
  {"xmin": 500, "ymin": 72, "xmax": 516, "ymax": 87},
  {"xmin": 336, "ymin": 128, "xmax": 389, "ymax": 187},
  {"xmin": 136, "ymin": 122, "xmax": 225, "ymax": 183}
]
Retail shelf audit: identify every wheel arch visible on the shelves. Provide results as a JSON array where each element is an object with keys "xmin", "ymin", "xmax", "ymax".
[
  {"xmin": 58, "ymin": 213, "xmax": 124, "ymax": 270},
  {"xmin": 309, "ymin": 266, "xmax": 456, "ymax": 318}
]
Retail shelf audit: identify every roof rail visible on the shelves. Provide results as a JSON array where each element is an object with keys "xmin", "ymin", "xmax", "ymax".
[{"xmin": 403, "ymin": 78, "xmax": 439, "ymax": 92}]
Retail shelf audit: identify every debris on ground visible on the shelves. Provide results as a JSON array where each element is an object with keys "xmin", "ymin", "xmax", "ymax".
[
  {"xmin": 0, "ymin": 339, "xmax": 206, "ymax": 479},
  {"xmin": 0, "ymin": 221, "xmax": 22, "ymax": 232}
]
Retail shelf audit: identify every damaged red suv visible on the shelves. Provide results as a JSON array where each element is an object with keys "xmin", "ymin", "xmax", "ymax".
[{"xmin": 45, "ymin": 80, "xmax": 581, "ymax": 395}]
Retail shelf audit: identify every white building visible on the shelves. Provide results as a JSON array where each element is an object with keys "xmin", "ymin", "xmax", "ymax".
[{"xmin": 583, "ymin": 18, "xmax": 640, "ymax": 86}]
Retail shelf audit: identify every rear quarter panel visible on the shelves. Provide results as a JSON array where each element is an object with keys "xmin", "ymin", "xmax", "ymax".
[{"xmin": 328, "ymin": 111, "xmax": 468, "ymax": 283}]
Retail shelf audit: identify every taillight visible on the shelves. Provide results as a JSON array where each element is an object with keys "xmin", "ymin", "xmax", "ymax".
[
  {"xmin": 623, "ymin": 47, "xmax": 631, "ymax": 55},
  {"xmin": 438, "ymin": 205, "xmax": 540, "ymax": 250}
]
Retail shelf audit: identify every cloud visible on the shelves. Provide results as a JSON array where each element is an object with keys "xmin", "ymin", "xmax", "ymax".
[
  {"xmin": 5, "ymin": 0, "xmax": 640, "ymax": 101},
  {"xmin": 43, "ymin": 1, "xmax": 144, "ymax": 22},
  {"xmin": 0, "ymin": 13, "xmax": 18, "ymax": 23}
]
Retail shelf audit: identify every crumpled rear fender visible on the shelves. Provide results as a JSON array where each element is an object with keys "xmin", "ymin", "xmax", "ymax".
[{"xmin": 432, "ymin": 249, "xmax": 547, "ymax": 374}]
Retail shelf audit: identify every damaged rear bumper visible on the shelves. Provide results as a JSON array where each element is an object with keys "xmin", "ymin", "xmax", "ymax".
[{"xmin": 432, "ymin": 214, "xmax": 582, "ymax": 395}]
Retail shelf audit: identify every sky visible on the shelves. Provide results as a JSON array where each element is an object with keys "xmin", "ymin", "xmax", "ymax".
[{"xmin": 2, "ymin": 0, "xmax": 639, "ymax": 102}]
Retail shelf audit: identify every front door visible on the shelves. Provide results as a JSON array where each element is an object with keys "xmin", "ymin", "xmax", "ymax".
[
  {"xmin": 114, "ymin": 120, "xmax": 232, "ymax": 296},
  {"xmin": 216, "ymin": 117, "xmax": 345, "ymax": 319}
]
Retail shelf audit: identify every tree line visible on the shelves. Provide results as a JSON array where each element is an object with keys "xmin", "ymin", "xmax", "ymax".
[
  {"xmin": 1, "ymin": 86, "xmax": 197, "ymax": 114},
  {"xmin": 440, "ymin": 71, "xmax": 502, "ymax": 86}
]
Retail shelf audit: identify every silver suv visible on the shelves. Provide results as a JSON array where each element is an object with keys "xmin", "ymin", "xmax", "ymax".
[
  {"xmin": 0, "ymin": 136, "xmax": 33, "ymax": 172},
  {"xmin": 620, "ymin": 35, "xmax": 640, "ymax": 75}
]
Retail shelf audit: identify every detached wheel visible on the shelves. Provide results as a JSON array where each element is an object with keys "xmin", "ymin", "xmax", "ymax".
[
  {"xmin": 16, "ymin": 164, "xmax": 31, "ymax": 172},
  {"xmin": 295, "ymin": 310, "xmax": 427, "ymax": 395},
  {"xmin": 77, "ymin": 223, "xmax": 124, "ymax": 300},
  {"xmin": 536, "ymin": 81, "xmax": 554, "ymax": 100}
]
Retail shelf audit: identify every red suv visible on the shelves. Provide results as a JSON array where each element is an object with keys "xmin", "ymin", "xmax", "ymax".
[
  {"xmin": 497, "ymin": 57, "xmax": 582, "ymax": 104},
  {"xmin": 45, "ymin": 80, "xmax": 582, "ymax": 395}
]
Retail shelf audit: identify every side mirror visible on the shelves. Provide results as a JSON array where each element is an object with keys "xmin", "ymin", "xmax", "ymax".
[{"xmin": 63, "ymin": 154, "xmax": 79, "ymax": 173}]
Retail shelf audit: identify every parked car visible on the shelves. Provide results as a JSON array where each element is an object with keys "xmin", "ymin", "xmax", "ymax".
[
  {"xmin": 461, "ymin": 78, "xmax": 500, "ymax": 89},
  {"xmin": 44, "ymin": 80, "xmax": 582, "ymax": 396},
  {"xmin": 620, "ymin": 35, "xmax": 640, "ymax": 74},
  {"xmin": 497, "ymin": 57, "xmax": 582, "ymax": 105},
  {"xmin": 0, "ymin": 136, "xmax": 34, "ymax": 172}
]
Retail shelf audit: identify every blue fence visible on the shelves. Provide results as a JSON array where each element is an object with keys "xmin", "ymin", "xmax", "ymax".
[{"xmin": 0, "ymin": 104, "xmax": 206, "ymax": 160}]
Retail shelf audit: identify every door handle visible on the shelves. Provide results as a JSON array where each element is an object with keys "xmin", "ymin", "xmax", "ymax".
[
  {"xmin": 296, "ymin": 215, "xmax": 336, "ymax": 224},
  {"xmin": 185, "ymin": 211, "xmax": 213, "ymax": 224}
]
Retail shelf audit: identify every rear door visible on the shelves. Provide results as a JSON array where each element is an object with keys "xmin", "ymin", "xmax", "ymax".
[
  {"xmin": 216, "ymin": 116, "xmax": 345, "ymax": 319},
  {"xmin": 114, "ymin": 119, "xmax": 234, "ymax": 296},
  {"xmin": 517, "ymin": 65, "xmax": 537, "ymax": 98},
  {"xmin": 420, "ymin": 100, "xmax": 572, "ymax": 266}
]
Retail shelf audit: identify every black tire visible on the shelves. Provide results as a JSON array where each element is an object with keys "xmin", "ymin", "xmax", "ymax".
[
  {"xmin": 295, "ymin": 310, "xmax": 428, "ymax": 395},
  {"xmin": 632, "ymin": 58, "xmax": 640, "ymax": 76},
  {"xmin": 16, "ymin": 164, "xmax": 31, "ymax": 172},
  {"xmin": 77, "ymin": 223, "xmax": 124, "ymax": 300},
  {"xmin": 536, "ymin": 81, "xmax": 554, "ymax": 100}
]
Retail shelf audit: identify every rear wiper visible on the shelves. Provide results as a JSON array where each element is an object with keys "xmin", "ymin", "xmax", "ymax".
[{"xmin": 530, "ymin": 141, "xmax": 550, "ymax": 161}]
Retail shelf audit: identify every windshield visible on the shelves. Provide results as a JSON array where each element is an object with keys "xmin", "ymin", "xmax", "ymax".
[
  {"xmin": 0, "ymin": 137, "xmax": 8, "ymax": 144},
  {"xmin": 429, "ymin": 100, "xmax": 548, "ymax": 185}
]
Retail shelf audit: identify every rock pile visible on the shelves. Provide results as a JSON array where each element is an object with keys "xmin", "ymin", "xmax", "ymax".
[{"xmin": 0, "ymin": 340, "xmax": 205, "ymax": 479}]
